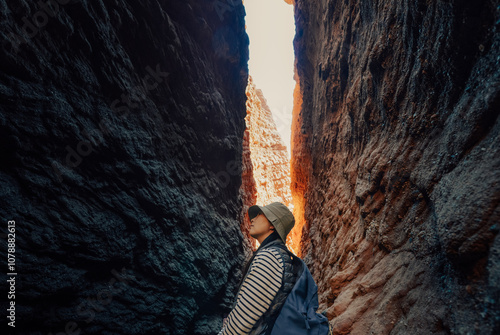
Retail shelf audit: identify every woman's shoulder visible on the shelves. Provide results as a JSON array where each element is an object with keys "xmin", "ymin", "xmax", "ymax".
[{"xmin": 253, "ymin": 246, "xmax": 284, "ymax": 267}]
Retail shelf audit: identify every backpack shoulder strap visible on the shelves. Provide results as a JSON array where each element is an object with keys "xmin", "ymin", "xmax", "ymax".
[{"xmin": 265, "ymin": 243, "xmax": 304, "ymax": 280}]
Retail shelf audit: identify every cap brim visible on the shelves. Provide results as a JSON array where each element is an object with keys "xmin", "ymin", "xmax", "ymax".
[
  {"xmin": 248, "ymin": 205, "xmax": 264, "ymax": 220},
  {"xmin": 249, "ymin": 205, "xmax": 279, "ymax": 224}
]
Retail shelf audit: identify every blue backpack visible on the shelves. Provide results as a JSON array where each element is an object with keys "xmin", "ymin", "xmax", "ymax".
[{"xmin": 269, "ymin": 247, "xmax": 331, "ymax": 335}]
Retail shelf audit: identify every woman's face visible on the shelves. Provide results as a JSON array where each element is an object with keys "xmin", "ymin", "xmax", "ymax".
[{"xmin": 249, "ymin": 212, "xmax": 273, "ymax": 240}]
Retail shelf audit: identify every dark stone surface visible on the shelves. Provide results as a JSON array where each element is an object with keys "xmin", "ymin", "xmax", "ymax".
[
  {"xmin": 292, "ymin": 0, "xmax": 500, "ymax": 334},
  {"xmin": 0, "ymin": 0, "xmax": 249, "ymax": 334}
]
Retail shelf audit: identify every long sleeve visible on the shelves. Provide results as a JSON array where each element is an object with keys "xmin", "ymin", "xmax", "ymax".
[{"xmin": 220, "ymin": 248, "xmax": 284, "ymax": 335}]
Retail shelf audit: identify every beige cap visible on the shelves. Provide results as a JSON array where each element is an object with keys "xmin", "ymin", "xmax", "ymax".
[{"xmin": 248, "ymin": 202, "xmax": 295, "ymax": 243}]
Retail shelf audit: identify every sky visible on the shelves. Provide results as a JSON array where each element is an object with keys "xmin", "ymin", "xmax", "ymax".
[{"xmin": 244, "ymin": 0, "xmax": 295, "ymax": 156}]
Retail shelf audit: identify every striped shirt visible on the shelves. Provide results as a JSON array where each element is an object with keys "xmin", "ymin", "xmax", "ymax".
[{"xmin": 220, "ymin": 248, "xmax": 284, "ymax": 335}]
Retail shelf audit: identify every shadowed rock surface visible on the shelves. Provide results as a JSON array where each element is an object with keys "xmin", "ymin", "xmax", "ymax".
[
  {"xmin": 0, "ymin": 1, "xmax": 249, "ymax": 334},
  {"xmin": 292, "ymin": 0, "xmax": 500, "ymax": 334}
]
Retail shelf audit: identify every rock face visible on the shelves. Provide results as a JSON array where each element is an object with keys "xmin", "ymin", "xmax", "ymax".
[
  {"xmin": 245, "ymin": 77, "xmax": 292, "ymax": 207},
  {"xmin": 290, "ymin": 75, "xmax": 307, "ymax": 256},
  {"xmin": 0, "ymin": 1, "xmax": 249, "ymax": 334},
  {"xmin": 245, "ymin": 76, "xmax": 294, "ymax": 247},
  {"xmin": 292, "ymin": 0, "xmax": 500, "ymax": 334}
]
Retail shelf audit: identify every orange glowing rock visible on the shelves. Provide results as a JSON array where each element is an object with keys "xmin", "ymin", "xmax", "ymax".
[{"xmin": 289, "ymin": 75, "xmax": 306, "ymax": 256}]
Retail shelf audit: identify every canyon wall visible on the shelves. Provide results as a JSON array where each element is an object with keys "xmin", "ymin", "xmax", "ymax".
[
  {"xmin": 245, "ymin": 77, "xmax": 292, "ymax": 207},
  {"xmin": 292, "ymin": 0, "xmax": 500, "ymax": 334},
  {"xmin": 0, "ymin": 1, "xmax": 249, "ymax": 334},
  {"xmin": 245, "ymin": 76, "xmax": 293, "ymax": 248}
]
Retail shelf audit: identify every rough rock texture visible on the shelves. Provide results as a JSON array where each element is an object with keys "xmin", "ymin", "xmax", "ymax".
[
  {"xmin": 292, "ymin": 0, "xmax": 500, "ymax": 334},
  {"xmin": 0, "ymin": 1, "xmax": 249, "ymax": 334},
  {"xmin": 290, "ymin": 75, "xmax": 307, "ymax": 256},
  {"xmin": 245, "ymin": 76, "xmax": 294, "ymax": 247},
  {"xmin": 245, "ymin": 77, "xmax": 292, "ymax": 208}
]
